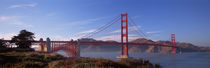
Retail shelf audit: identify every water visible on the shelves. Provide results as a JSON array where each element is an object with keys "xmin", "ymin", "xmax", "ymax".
[
  {"xmin": 79, "ymin": 52, "xmax": 210, "ymax": 68},
  {"xmin": 32, "ymin": 46, "xmax": 210, "ymax": 68}
]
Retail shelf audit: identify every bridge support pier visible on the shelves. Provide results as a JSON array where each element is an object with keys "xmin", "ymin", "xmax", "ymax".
[
  {"xmin": 46, "ymin": 38, "xmax": 51, "ymax": 53},
  {"xmin": 77, "ymin": 39, "xmax": 80, "ymax": 57},
  {"xmin": 38, "ymin": 37, "xmax": 51, "ymax": 53},
  {"xmin": 38, "ymin": 38, "xmax": 44, "ymax": 52}
]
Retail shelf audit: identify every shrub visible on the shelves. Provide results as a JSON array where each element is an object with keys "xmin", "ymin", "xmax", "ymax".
[
  {"xmin": 13, "ymin": 61, "xmax": 44, "ymax": 68},
  {"xmin": 0, "ymin": 52, "xmax": 157, "ymax": 68},
  {"xmin": 48, "ymin": 60, "xmax": 74, "ymax": 68}
]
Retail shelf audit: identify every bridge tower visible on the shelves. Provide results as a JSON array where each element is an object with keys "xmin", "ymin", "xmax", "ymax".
[
  {"xmin": 171, "ymin": 34, "xmax": 176, "ymax": 54},
  {"xmin": 119, "ymin": 13, "xmax": 129, "ymax": 58}
]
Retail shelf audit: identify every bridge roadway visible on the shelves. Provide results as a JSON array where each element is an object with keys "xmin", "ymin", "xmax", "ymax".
[
  {"xmin": 78, "ymin": 41, "xmax": 172, "ymax": 47},
  {"xmin": 2, "ymin": 40, "xmax": 173, "ymax": 47}
]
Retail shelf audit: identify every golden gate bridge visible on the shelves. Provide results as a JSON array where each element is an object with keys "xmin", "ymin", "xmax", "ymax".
[{"xmin": 3, "ymin": 13, "xmax": 177, "ymax": 58}]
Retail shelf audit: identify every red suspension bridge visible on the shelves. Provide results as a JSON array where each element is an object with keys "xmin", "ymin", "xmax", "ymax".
[{"xmin": 3, "ymin": 13, "xmax": 177, "ymax": 58}]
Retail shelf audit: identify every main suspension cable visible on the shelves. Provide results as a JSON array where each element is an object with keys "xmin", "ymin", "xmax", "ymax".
[{"xmin": 82, "ymin": 15, "xmax": 121, "ymax": 38}]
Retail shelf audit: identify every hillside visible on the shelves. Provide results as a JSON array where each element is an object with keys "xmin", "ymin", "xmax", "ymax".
[{"xmin": 0, "ymin": 52, "xmax": 156, "ymax": 68}]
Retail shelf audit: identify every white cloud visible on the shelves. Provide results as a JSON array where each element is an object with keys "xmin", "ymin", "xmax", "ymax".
[
  {"xmin": 51, "ymin": 35, "xmax": 79, "ymax": 41},
  {"xmin": 46, "ymin": 13, "xmax": 56, "ymax": 17},
  {"xmin": 0, "ymin": 16, "xmax": 16, "ymax": 22},
  {"xmin": 96, "ymin": 35, "xmax": 119, "ymax": 41},
  {"xmin": 0, "ymin": 16, "xmax": 33, "ymax": 28},
  {"xmin": 53, "ymin": 35, "xmax": 69, "ymax": 41},
  {"xmin": 96, "ymin": 34, "xmax": 139, "ymax": 41},
  {"xmin": 0, "ymin": 33, "xmax": 17, "ymax": 40},
  {"xmin": 146, "ymin": 31, "xmax": 161, "ymax": 34},
  {"xmin": 110, "ymin": 30, "xmax": 121, "ymax": 33},
  {"xmin": 131, "ymin": 16, "xmax": 141, "ymax": 19},
  {"xmin": 68, "ymin": 17, "xmax": 108, "ymax": 26},
  {"xmin": 128, "ymin": 26, "xmax": 140, "ymax": 31},
  {"xmin": 9, "ymin": 3, "xmax": 37, "ymax": 8},
  {"xmin": 0, "ymin": 16, "xmax": 13, "ymax": 21},
  {"xmin": 34, "ymin": 33, "xmax": 79, "ymax": 41},
  {"xmin": 12, "ymin": 21, "xmax": 33, "ymax": 27},
  {"xmin": 71, "ymin": 18, "xmax": 100, "ymax": 25},
  {"xmin": 79, "ymin": 29, "xmax": 96, "ymax": 34}
]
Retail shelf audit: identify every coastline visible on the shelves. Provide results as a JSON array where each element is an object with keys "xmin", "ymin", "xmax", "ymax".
[{"xmin": 0, "ymin": 52, "xmax": 161, "ymax": 68}]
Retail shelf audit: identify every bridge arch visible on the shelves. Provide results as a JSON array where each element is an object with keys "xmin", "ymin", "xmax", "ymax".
[{"xmin": 38, "ymin": 38, "xmax": 79, "ymax": 57}]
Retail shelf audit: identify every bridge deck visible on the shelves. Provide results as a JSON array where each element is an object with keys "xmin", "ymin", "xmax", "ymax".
[
  {"xmin": 2, "ymin": 40, "xmax": 173, "ymax": 47},
  {"xmin": 79, "ymin": 41, "xmax": 172, "ymax": 47}
]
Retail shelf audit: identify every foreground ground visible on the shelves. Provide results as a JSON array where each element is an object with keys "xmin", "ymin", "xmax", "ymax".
[{"xmin": 0, "ymin": 52, "xmax": 160, "ymax": 68}]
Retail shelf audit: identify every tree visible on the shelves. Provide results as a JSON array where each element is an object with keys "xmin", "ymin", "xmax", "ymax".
[
  {"xmin": 11, "ymin": 30, "xmax": 35, "ymax": 48},
  {"xmin": 0, "ymin": 39, "xmax": 6, "ymax": 48}
]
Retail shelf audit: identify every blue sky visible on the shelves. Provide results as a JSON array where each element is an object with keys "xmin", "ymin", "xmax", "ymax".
[{"xmin": 0, "ymin": 0, "xmax": 210, "ymax": 46}]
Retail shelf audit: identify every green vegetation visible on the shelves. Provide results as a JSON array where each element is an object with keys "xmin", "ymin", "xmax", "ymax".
[
  {"xmin": 0, "ymin": 52, "xmax": 64, "ymax": 68},
  {"xmin": 11, "ymin": 30, "xmax": 35, "ymax": 48},
  {"xmin": 0, "ymin": 48, "xmax": 34, "ymax": 53},
  {"xmin": 0, "ymin": 39, "xmax": 7, "ymax": 48},
  {"xmin": 47, "ymin": 57, "xmax": 156, "ymax": 68},
  {"xmin": 0, "ymin": 52, "xmax": 160, "ymax": 68},
  {"xmin": 0, "ymin": 30, "xmax": 36, "ymax": 53}
]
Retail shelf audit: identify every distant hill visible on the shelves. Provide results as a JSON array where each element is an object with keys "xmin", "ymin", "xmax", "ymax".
[
  {"xmin": 156, "ymin": 40, "xmax": 210, "ymax": 52},
  {"xmin": 79, "ymin": 38, "xmax": 210, "ymax": 53}
]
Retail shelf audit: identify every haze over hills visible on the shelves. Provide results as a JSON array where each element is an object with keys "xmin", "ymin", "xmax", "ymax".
[{"xmin": 79, "ymin": 38, "xmax": 210, "ymax": 53}]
